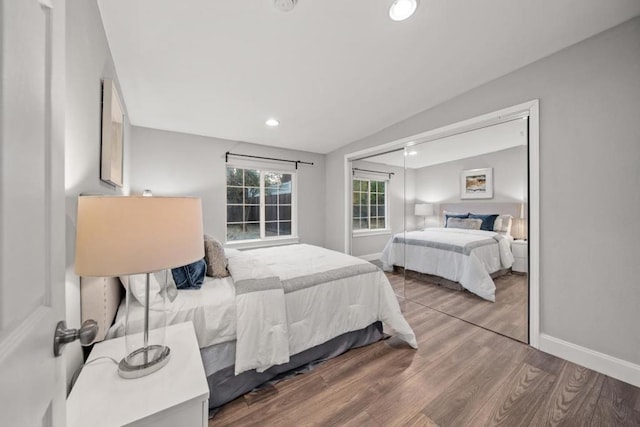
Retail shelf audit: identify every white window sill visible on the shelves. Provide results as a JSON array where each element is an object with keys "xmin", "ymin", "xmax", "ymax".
[
  {"xmin": 225, "ymin": 236, "xmax": 300, "ymax": 250},
  {"xmin": 352, "ymin": 229, "xmax": 392, "ymax": 238}
]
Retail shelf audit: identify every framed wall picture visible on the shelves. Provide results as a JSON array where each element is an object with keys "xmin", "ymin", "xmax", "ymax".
[
  {"xmin": 101, "ymin": 79, "xmax": 124, "ymax": 187},
  {"xmin": 460, "ymin": 168, "xmax": 493, "ymax": 199}
]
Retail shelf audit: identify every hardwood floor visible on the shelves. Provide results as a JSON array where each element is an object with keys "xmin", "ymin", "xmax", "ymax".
[
  {"xmin": 392, "ymin": 270, "xmax": 528, "ymax": 342},
  {"xmin": 210, "ymin": 275, "xmax": 639, "ymax": 426}
]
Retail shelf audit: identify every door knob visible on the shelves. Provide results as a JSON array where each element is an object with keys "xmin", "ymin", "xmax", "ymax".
[{"xmin": 53, "ymin": 319, "xmax": 98, "ymax": 357}]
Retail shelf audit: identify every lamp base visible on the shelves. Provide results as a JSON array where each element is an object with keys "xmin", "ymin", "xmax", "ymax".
[{"xmin": 118, "ymin": 345, "xmax": 171, "ymax": 379}]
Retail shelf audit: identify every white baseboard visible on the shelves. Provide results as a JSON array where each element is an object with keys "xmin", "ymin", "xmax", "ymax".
[
  {"xmin": 358, "ymin": 253, "xmax": 382, "ymax": 262},
  {"xmin": 539, "ymin": 333, "xmax": 640, "ymax": 388}
]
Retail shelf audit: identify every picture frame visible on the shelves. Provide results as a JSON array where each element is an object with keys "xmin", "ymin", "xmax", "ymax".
[
  {"xmin": 100, "ymin": 79, "xmax": 124, "ymax": 187},
  {"xmin": 460, "ymin": 168, "xmax": 493, "ymax": 199}
]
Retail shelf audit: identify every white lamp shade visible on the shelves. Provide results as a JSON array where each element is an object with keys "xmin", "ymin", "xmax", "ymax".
[
  {"xmin": 75, "ymin": 196, "xmax": 204, "ymax": 277},
  {"xmin": 414, "ymin": 203, "xmax": 434, "ymax": 216},
  {"xmin": 511, "ymin": 218, "xmax": 528, "ymax": 240}
]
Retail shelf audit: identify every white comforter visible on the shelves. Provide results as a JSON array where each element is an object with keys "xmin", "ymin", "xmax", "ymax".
[
  {"xmin": 228, "ymin": 244, "xmax": 417, "ymax": 374},
  {"xmin": 381, "ymin": 228, "xmax": 514, "ymax": 301},
  {"xmin": 108, "ymin": 244, "xmax": 417, "ymax": 375}
]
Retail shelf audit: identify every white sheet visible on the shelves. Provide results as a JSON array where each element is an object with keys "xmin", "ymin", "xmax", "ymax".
[
  {"xmin": 381, "ymin": 228, "xmax": 514, "ymax": 301},
  {"xmin": 106, "ymin": 276, "xmax": 237, "ymax": 348}
]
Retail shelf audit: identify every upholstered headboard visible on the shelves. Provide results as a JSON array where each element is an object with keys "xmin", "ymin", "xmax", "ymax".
[
  {"xmin": 80, "ymin": 276, "xmax": 123, "ymax": 342},
  {"xmin": 439, "ymin": 202, "xmax": 522, "ymax": 218}
]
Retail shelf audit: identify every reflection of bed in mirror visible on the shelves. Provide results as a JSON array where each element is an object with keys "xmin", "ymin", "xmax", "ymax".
[{"xmin": 381, "ymin": 203, "xmax": 521, "ymax": 301}]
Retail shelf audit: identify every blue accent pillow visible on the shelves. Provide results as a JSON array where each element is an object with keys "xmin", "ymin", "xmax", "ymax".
[
  {"xmin": 469, "ymin": 213, "xmax": 499, "ymax": 231},
  {"xmin": 171, "ymin": 258, "xmax": 207, "ymax": 290},
  {"xmin": 444, "ymin": 212, "xmax": 469, "ymax": 227}
]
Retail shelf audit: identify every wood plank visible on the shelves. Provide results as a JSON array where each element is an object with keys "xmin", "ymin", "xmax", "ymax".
[
  {"xmin": 590, "ymin": 376, "xmax": 640, "ymax": 426},
  {"xmin": 466, "ymin": 362, "xmax": 556, "ymax": 426},
  {"xmin": 420, "ymin": 338, "xmax": 533, "ymax": 426},
  {"xmin": 529, "ymin": 361, "xmax": 604, "ymax": 426}
]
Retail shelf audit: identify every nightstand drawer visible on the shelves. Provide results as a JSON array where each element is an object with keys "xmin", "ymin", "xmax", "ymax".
[{"xmin": 511, "ymin": 241, "xmax": 528, "ymax": 258}]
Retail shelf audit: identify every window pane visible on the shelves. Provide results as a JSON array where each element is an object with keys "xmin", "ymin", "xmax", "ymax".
[
  {"xmin": 227, "ymin": 168, "xmax": 243, "ymax": 186},
  {"xmin": 227, "ymin": 187, "xmax": 242, "ymax": 203},
  {"xmin": 377, "ymin": 193, "xmax": 384, "ymax": 204},
  {"xmin": 361, "ymin": 181, "xmax": 369, "ymax": 191},
  {"xmin": 281, "ymin": 174, "xmax": 292, "ymax": 184},
  {"xmin": 246, "ymin": 205, "xmax": 259, "ymax": 222},
  {"xmin": 245, "ymin": 223, "xmax": 260, "ymax": 239},
  {"xmin": 227, "ymin": 206, "xmax": 243, "ymax": 222},
  {"xmin": 226, "ymin": 224, "xmax": 244, "ymax": 241},
  {"xmin": 360, "ymin": 205, "xmax": 369, "ymax": 218},
  {"xmin": 370, "ymin": 181, "xmax": 377, "ymax": 192},
  {"xmin": 353, "ymin": 206, "xmax": 360, "ymax": 218},
  {"xmin": 245, "ymin": 187, "xmax": 260, "ymax": 204},
  {"xmin": 279, "ymin": 191, "xmax": 291, "ymax": 204},
  {"xmin": 265, "ymin": 193, "xmax": 277, "ymax": 204},
  {"xmin": 244, "ymin": 169, "xmax": 259, "ymax": 187},
  {"xmin": 377, "ymin": 205, "xmax": 385, "ymax": 216},
  {"xmin": 264, "ymin": 172, "xmax": 282, "ymax": 187},
  {"xmin": 359, "ymin": 193, "xmax": 368, "ymax": 205},
  {"xmin": 279, "ymin": 206, "xmax": 291, "ymax": 221},
  {"xmin": 265, "ymin": 205, "xmax": 277, "ymax": 221},
  {"xmin": 265, "ymin": 221, "xmax": 278, "ymax": 236},
  {"xmin": 279, "ymin": 221, "xmax": 292, "ymax": 236},
  {"xmin": 353, "ymin": 180, "xmax": 360, "ymax": 191},
  {"xmin": 377, "ymin": 181, "xmax": 385, "ymax": 193}
]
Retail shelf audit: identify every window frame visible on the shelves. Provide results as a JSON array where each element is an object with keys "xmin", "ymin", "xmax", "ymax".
[
  {"xmin": 225, "ymin": 165, "xmax": 298, "ymax": 247},
  {"xmin": 351, "ymin": 177, "xmax": 390, "ymax": 236}
]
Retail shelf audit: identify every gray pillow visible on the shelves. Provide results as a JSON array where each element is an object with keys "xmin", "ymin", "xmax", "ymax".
[
  {"xmin": 203, "ymin": 235, "xmax": 229, "ymax": 278},
  {"xmin": 446, "ymin": 218, "xmax": 482, "ymax": 230}
]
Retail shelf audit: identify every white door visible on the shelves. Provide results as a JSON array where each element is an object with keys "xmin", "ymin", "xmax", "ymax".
[{"xmin": 0, "ymin": 0, "xmax": 66, "ymax": 425}]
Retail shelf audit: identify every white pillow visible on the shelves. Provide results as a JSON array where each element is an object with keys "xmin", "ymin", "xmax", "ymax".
[
  {"xmin": 493, "ymin": 215, "xmax": 513, "ymax": 235},
  {"xmin": 120, "ymin": 270, "xmax": 177, "ymax": 309},
  {"xmin": 447, "ymin": 218, "xmax": 482, "ymax": 230}
]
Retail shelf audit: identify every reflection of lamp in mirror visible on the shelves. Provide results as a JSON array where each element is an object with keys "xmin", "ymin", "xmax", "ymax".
[
  {"xmin": 414, "ymin": 203, "xmax": 433, "ymax": 229},
  {"xmin": 512, "ymin": 218, "xmax": 528, "ymax": 241}
]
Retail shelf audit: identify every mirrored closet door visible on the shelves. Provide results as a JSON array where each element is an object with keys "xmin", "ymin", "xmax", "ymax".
[{"xmin": 401, "ymin": 119, "xmax": 529, "ymax": 343}]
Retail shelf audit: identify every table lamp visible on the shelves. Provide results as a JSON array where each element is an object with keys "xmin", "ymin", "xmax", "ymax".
[
  {"xmin": 414, "ymin": 203, "xmax": 434, "ymax": 229},
  {"xmin": 75, "ymin": 196, "xmax": 203, "ymax": 378}
]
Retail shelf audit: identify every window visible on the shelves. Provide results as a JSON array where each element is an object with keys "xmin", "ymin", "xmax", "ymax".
[
  {"xmin": 352, "ymin": 178, "xmax": 387, "ymax": 230},
  {"xmin": 226, "ymin": 167, "xmax": 295, "ymax": 241}
]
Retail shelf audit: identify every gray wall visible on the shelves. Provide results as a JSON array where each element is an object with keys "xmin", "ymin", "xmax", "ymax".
[
  {"xmin": 325, "ymin": 18, "xmax": 640, "ymax": 365},
  {"xmin": 65, "ymin": 0, "xmax": 131, "ymax": 387},
  {"xmin": 130, "ymin": 126, "xmax": 326, "ymax": 247},
  {"xmin": 414, "ymin": 146, "xmax": 528, "ymax": 206}
]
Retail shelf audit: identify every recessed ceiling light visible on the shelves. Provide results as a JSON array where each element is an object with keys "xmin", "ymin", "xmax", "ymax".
[
  {"xmin": 265, "ymin": 118, "xmax": 280, "ymax": 127},
  {"xmin": 389, "ymin": 0, "xmax": 419, "ymax": 21},
  {"xmin": 404, "ymin": 150, "xmax": 418, "ymax": 156}
]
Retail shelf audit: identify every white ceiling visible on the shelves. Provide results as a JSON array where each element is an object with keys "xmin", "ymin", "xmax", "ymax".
[
  {"xmin": 364, "ymin": 118, "xmax": 527, "ymax": 169},
  {"xmin": 97, "ymin": 0, "xmax": 640, "ymax": 154}
]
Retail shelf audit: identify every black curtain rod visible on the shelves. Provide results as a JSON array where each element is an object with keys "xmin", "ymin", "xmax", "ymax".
[
  {"xmin": 352, "ymin": 167, "xmax": 395, "ymax": 179},
  {"xmin": 225, "ymin": 152, "xmax": 314, "ymax": 170}
]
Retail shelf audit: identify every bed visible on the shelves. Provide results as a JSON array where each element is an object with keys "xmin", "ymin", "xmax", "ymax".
[
  {"xmin": 85, "ymin": 243, "xmax": 416, "ymax": 411},
  {"xmin": 380, "ymin": 203, "xmax": 519, "ymax": 302}
]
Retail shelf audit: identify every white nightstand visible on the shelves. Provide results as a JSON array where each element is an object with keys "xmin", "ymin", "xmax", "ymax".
[
  {"xmin": 512, "ymin": 240, "xmax": 528, "ymax": 274},
  {"xmin": 67, "ymin": 321, "xmax": 209, "ymax": 427}
]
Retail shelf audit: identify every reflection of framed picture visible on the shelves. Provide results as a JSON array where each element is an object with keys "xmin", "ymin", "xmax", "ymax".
[
  {"xmin": 101, "ymin": 79, "xmax": 124, "ymax": 187},
  {"xmin": 461, "ymin": 168, "xmax": 493, "ymax": 199}
]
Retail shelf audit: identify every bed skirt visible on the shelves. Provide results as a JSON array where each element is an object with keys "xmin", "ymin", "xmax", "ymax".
[{"xmin": 203, "ymin": 321, "xmax": 384, "ymax": 411}]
